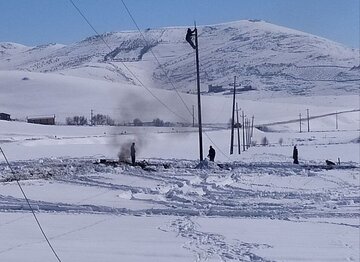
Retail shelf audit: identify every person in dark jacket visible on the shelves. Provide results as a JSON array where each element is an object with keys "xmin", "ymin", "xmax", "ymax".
[
  {"xmin": 293, "ymin": 145, "xmax": 299, "ymax": 164},
  {"xmin": 130, "ymin": 142, "xmax": 136, "ymax": 165},
  {"xmin": 208, "ymin": 146, "xmax": 216, "ymax": 162},
  {"xmin": 185, "ymin": 28, "xmax": 196, "ymax": 49}
]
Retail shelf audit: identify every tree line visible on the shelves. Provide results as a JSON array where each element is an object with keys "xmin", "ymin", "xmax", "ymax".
[
  {"xmin": 66, "ymin": 115, "xmax": 174, "ymax": 127},
  {"xmin": 66, "ymin": 114, "xmax": 114, "ymax": 126}
]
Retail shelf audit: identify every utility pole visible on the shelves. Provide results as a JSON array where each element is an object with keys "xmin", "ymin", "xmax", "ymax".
[
  {"xmin": 336, "ymin": 111, "xmax": 338, "ymax": 130},
  {"xmin": 244, "ymin": 118, "xmax": 248, "ymax": 149},
  {"xmin": 306, "ymin": 108, "xmax": 310, "ymax": 132},
  {"xmin": 90, "ymin": 109, "xmax": 94, "ymax": 126},
  {"xmin": 194, "ymin": 27, "xmax": 203, "ymax": 161},
  {"xmin": 186, "ymin": 25, "xmax": 203, "ymax": 161},
  {"xmin": 192, "ymin": 105, "xmax": 195, "ymax": 127},
  {"xmin": 247, "ymin": 118, "xmax": 251, "ymax": 149},
  {"xmin": 242, "ymin": 111, "xmax": 246, "ymax": 151},
  {"xmin": 299, "ymin": 113, "xmax": 302, "ymax": 133},
  {"xmin": 250, "ymin": 115, "xmax": 254, "ymax": 144},
  {"xmin": 236, "ymin": 103, "xmax": 241, "ymax": 154},
  {"xmin": 230, "ymin": 76, "xmax": 236, "ymax": 154}
]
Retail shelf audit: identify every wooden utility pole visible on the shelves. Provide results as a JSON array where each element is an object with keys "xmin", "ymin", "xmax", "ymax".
[
  {"xmin": 194, "ymin": 27, "xmax": 203, "ymax": 161},
  {"xmin": 247, "ymin": 118, "xmax": 251, "ymax": 149},
  {"xmin": 250, "ymin": 115, "xmax": 254, "ymax": 143},
  {"xmin": 244, "ymin": 118, "xmax": 248, "ymax": 149},
  {"xmin": 90, "ymin": 109, "xmax": 94, "ymax": 126},
  {"xmin": 192, "ymin": 105, "xmax": 195, "ymax": 127},
  {"xmin": 186, "ymin": 25, "xmax": 203, "ymax": 160},
  {"xmin": 336, "ymin": 111, "xmax": 338, "ymax": 130},
  {"xmin": 306, "ymin": 109, "xmax": 310, "ymax": 132},
  {"xmin": 242, "ymin": 111, "xmax": 246, "ymax": 151},
  {"xmin": 230, "ymin": 76, "xmax": 236, "ymax": 154},
  {"xmin": 299, "ymin": 113, "xmax": 302, "ymax": 133},
  {"xmin": 236, "ymin": 103, "xmax": 241, "ymax": 154}
]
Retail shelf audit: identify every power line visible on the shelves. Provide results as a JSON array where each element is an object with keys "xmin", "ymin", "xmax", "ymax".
[
  {"xmin": 120, "ymin": 0, "xmax": 194, "ymax": 119},
  {"xmin": 0, "ymin": 147, "xmax": 62, "ymax": 262},
  {"xmin": 121, "ymin": 0, "xmax": 232, "ymax": 161},
  {"xmin": 110, "ymin": 62, "xmax": 188, "ymax": 122},
  {"xmin": 203, "ymin": 132, "xmax": 231, "ymax": 161},
  {"xmin": 69, "ymin": 0, "xmax": 232, "ymax": 161},
  {"xmin": 68, "ymin": 0, "xmax": 189, "ymax": 123},
  {"xmin": 69, "ymin": 0, "xmax": 111, "ymax": 50}
]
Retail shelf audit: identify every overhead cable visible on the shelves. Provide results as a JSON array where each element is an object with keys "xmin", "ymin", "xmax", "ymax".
[
  {"xmin": 70, "ymin": 0, "xmax": 232, "ymax": 161},
  {"xmin": 0, "ymin": 147, "xmax": 62, "ymax": 262},
  {"xmin": 120, "ymin": 0, "xmax": 231, "ymax": 161},
  {"xmin": 68, "ymin": 0, "xmax": 189, "ymax": 123},
  {"xmin": 120, "ymin": 0, "xmax": 194, "ymax": 119}
]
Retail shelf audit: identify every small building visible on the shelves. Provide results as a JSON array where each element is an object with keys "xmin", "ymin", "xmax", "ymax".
[
  {"xmin": 27, "ymin": 115, "xmax": 55, "ymax": 125},
  {"xmin": 240, "ymin": 85, "xmax": 254, "ymax": 92},
  {"xmin": 208, "ymin": 84, "xmax": 225, "ymax": 93},
  {"xmin": 0, "ymin": 113, "xmax": 11, "ymax": 121}
]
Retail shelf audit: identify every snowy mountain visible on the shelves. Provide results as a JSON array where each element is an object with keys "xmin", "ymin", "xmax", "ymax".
[{"xmin": 1, "ymin": 20, "xmax": 359, "ymax": 97}]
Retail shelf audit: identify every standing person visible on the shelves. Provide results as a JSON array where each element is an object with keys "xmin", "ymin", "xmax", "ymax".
[
  {"xmin": 293, "ymin": 145, "xmax": 299, "ymax": 164},
  {"xmin": 130, "ymin": 142, "xmax": 136, "ymax": 165},
  {"xmin": 208, "ymin": 146, "xmax": 216, "ymax": 162}
]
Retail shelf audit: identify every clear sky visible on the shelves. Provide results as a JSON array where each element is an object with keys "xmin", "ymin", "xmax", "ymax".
[{"xmin": 0, "ymin": 0, "xmax": 359, "ymax": 48}]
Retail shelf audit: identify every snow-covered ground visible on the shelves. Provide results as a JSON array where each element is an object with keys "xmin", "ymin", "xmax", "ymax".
[{"xmin": 0, "ymin": 117, "xmax": 359, "ymax": 261}]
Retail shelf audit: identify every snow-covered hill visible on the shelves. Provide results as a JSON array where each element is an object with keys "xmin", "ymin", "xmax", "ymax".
[
  {"xmin": 1, "ymin": 70, "xmax": 359, "ymax": 126},
  {"xmin": 1, "ymin": 20, "xmax": 359, "ymax": 97}
]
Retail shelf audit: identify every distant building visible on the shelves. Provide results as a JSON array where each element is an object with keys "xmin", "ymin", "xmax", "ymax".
[
  {"xmin": 208, "ymin": 84, "xmax": 225, "ymax": 93},
  {"xmin": 27, "ymin": 115, "xmax": 55, "ymax": 125},
  {"xmin": 240, "ymin": 85, "xmax": 254, "ymax": 92},
  {"xmin": 0, "ymin": 113, "xmax": 11, "ymax": 121}
]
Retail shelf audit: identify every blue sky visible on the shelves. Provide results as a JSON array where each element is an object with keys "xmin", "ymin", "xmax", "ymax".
[{"xmin": 0, "ymin": 0, "xmax": 359, "ymax": 48}]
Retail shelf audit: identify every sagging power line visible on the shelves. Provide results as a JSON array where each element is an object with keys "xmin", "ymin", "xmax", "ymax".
[
  {"xmin": 68, "ymin": 0, "xmax": 189, "ymax": 123},
  {"xmin": 120, "ymin": 0, "xmax": 232, "ymax": 161},
  {"xmin": 69, "ymin": 0, "xmax": 232, "ymax": 161},
  {"xmin": 120, "ymin": 0, "xmax": 195, "ymax": 120},
  {"xmin": 0, "ymin": 147, "xmax": 62, "ymax": 262}
]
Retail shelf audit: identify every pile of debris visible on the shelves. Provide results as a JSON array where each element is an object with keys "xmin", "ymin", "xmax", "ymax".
[{"xmin": 95, "ymin": 159, "xmax": 171, "ymax": 171}]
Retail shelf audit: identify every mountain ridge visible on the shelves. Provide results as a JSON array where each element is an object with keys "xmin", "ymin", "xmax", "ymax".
[{"xmin": 1, "ymin": 20, "xmax": 359, "ymax": 98}]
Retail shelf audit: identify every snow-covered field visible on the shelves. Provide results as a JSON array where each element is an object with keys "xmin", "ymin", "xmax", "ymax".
[{"xmin": 0, "ymin": 115, "xmax": 359, "ymax": 261}]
